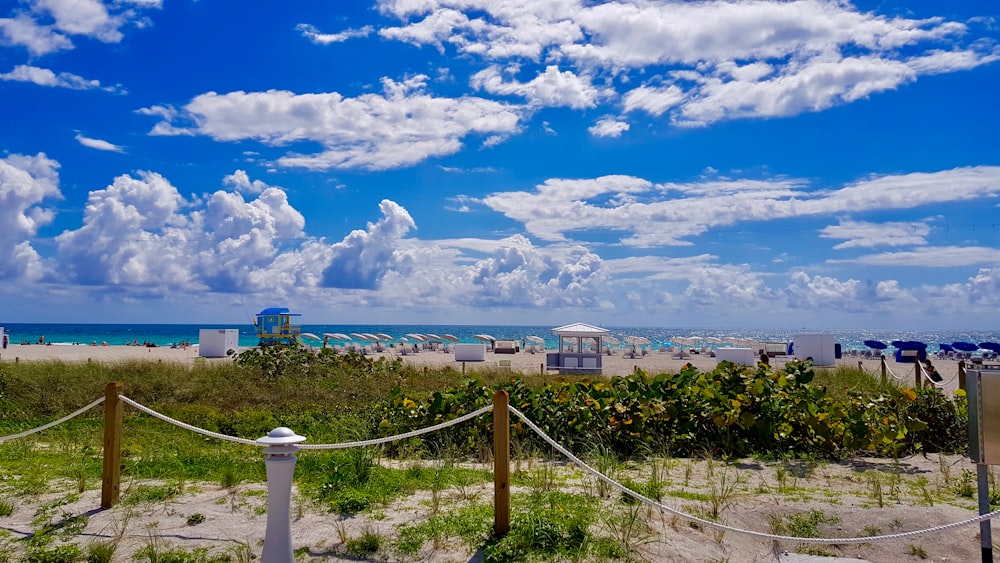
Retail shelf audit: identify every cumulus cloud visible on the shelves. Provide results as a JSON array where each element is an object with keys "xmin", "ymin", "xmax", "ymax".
[
  {"xmin": 53, "ymin": 170, "xmax": 308, "ymax": 292},
  {"xmin": 0, "ymin": 152, "xmax": 61, "ymax": 281},
  {"xmin": 470, "ymin": 65, "xmax": 605, "ymax": 109},
  {"xmin": 588, "ymin": 116, "xmax": 629, "ymax": 138},
  {"xmin": 222, "ymin": 170, "xmax": 270, "ymax": 194},
  {"xmin": 322, "ymin": 200, "xmax": 416, "ymax": 289},
  {"xmin": 140, "ymin": 75, "xmax": 524, "ymax": 170},
  {"xmin": 0, "ymin": 0, "xmax": 159, "ymax": 55}
]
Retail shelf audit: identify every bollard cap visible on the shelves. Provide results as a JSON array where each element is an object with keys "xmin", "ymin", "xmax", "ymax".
[{"xmin": 257, "ymin": 426, "xmax": 306, "ymax": 446}]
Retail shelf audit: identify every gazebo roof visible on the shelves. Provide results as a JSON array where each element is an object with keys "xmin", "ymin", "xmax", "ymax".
[{"xmin": 551, "ymin": 323, "xmax": 609, "ymax": 337}]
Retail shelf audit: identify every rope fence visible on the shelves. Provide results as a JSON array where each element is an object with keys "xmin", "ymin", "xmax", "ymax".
[
  {"xmin": 0, "ymin": 397, "xmax": 105, "ymax": 443},
  {"xmin": 508, "ymin": 404, "xmax": 1000, "ymax": 545}
]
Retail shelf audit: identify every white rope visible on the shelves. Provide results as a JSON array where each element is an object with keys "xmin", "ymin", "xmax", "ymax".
[
  {"xmin": 119, "ymin": 395, "xmax": 492, "ymax": 450},
  {"xmin": 0, "ymin": 397, "xmax": 105, "ymax": 443},
  {"xmin": 299, "ymin": 405, "xmax": 493, "ymax": 450},
  {"xmin": 119, "ymin": 395, "xmax": 259, "ymax": 446},
  {"xmin": 508, "ymin": 405, "xmax": 1000, "ymax": 545}
]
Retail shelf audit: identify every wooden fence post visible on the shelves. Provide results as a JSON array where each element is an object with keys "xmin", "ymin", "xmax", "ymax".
[
  {"xmin": 959, "ymin": 361, "xmax": 967, "ymax": 392},
  {"xmin": 880, "ymin": 355, "xmax": 887, "ymax": 382},
  {"xmin": 101, "ymin": 382, "xmax": 123, "ymax": 508},
  {"xmin": 493, "ymin": 390, "xmax": 510, "ymax": 536},
  {"xmin": 914, "ymin": 360, "xmax": 922, "ymax": 388}
]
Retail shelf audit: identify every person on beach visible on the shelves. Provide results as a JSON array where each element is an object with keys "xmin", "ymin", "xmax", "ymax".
[
  {"xmin": 923, "ymin": 359, "xmax": 942, "ymax": 387},
  {"xmin": 2, "ymin": 334, "xmax": 7, "ymax": 349}
]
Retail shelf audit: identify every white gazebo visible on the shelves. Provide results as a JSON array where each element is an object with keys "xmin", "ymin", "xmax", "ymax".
[{"xmin": 546, "ymin": 323, "xmax": 610, "ymax": 374}]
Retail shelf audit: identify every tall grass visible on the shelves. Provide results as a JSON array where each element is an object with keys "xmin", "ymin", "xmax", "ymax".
[{"xmin": 811, "ymin": 364, "xmax": 901, "ymax": 400}]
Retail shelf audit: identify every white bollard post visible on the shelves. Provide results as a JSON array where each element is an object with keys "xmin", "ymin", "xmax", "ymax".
[{"xmin": 258, "ymin": 427, "xmax": 306, "ymax": 563}]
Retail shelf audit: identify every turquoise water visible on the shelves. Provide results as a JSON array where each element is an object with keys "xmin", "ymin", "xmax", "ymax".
[{"xmin": 1, "ymin": 323, "xmax": 997, "ymax": 353}]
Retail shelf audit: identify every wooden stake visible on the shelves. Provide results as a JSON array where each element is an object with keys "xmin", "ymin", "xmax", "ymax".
[
  {"xmin": 880, "ymin": 355, "xmax": 887, "ymax": 382},
  {"xmin": 959, "ymin": 360, "xmax": 967, "ymax": 392},
  {"xmin": 493, "ymin": 390, "xmax": 510, "ymax": 536},
  {"xmin": 101, "ymin": 382, "xmax": 123, "ymax": 508}
]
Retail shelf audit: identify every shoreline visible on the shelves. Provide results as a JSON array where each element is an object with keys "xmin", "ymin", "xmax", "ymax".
[{"xmin": 0, "ymin": 343, "xmax": 971, "ymax": 396}]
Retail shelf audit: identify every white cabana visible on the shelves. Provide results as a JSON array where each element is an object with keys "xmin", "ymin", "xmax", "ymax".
[{"xmin": 548, "ymin": 323, "xmax": 609, "ymax": 374}]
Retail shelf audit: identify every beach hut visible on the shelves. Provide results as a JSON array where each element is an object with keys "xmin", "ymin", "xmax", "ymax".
[
  {"xmin": 547, "ymin": 323, "xmax": 609, "ymax": 375},
  {"xmin": 254, "ymin": 308, "xmax": 302, "ymax": 346}
]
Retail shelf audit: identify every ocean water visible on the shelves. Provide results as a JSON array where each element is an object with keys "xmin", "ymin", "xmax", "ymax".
[{"xmin": 1, "ymin": 323, "xmax": 998, "ymax": 353}]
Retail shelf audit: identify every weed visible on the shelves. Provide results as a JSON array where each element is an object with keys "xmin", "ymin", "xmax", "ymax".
[
  {"xmin": 909, "ymin": 544, "xmax": 928, "ymax": 558},
  {"xmin": 601, "ymin": 502, "xmax": 652, "ymax": 556},
  {"xmin": 345, "ymin": 524, "xmax": 383, "ymax": 556},
  {"xmin": 0, "ymin": 500, "xmax": 12, "ymax": 517},
  {"xmin": 185, "ymin": 513, "xmax": 205, "ymax": 526},
  {"xmin": 85, "ymin": 541, "xmax": 116, "ymax": 563},
  {"xmin": 954, "ymin": 469, "xmax": 976, "ymax": 498},
  {"xmin": 769, "ymin": 509, "xmax": 840, "ymax": 538}
]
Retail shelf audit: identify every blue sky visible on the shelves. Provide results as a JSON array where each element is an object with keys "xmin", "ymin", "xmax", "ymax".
[{"xmin": 1, "ymin": 0, "xmax": 999, "ymax": 329}]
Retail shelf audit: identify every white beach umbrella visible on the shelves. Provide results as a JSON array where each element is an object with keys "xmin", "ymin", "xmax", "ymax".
[
  {"xmin": 473, "ymin": 334, "xmax": 496, "ymax": 343},
  {"xmin": 525, "ymin": 336, "xmax": 545, "ymax": 344},
  {"xmin": 350, "ymin": 333, "xmax": 368, "ymax": 341},
  {"xmin": 424, "ymin": 333, "xmax": 443, "ymax": 341},
  {"xmin": 325, "ymin": 333, "xmax": 351, "ymax": 341},
  {"xmin": 442, "ymin": 334, "xmax": 460, "ymax": 342},
  {"xmin": 375, "ymin": 333, "xmax": 393, "ymax": 341},
  {"xmin": 299, "ymin": 332, "xmax": 322, "ymax": 341},
  {"xmin": 405, "ymin": 333, "xmax": 427, "ymax": 341}
]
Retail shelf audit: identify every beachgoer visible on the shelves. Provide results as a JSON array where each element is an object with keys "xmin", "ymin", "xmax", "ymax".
[
  {"xmin": 2, "ymin": 334, "xmax": 7, "ymax": 349},
  {"xmin": 923, "ymin": 360, "xmax": 942, "ymax": 387},
  {"xmin": 759, "ymin": 353, "xmax": 770, "ymax": 366},
  {"xmin": 39, "ymin": 335, "xmax": 44, "ymax": 345}
]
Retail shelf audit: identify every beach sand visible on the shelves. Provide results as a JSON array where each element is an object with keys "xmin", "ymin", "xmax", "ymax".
[{"xmin": 0, "ymin": 341, "xmax": 970, "ymax": 396}]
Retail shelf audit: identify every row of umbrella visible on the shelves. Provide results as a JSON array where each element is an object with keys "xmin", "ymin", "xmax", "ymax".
[{"xmin": 864, "ymin": 340, "xmax": 1000, "ymax": 354}]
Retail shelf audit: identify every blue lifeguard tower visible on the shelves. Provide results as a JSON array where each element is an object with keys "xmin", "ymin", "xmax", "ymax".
[{"xmin": 254, "ymin": 307, "xmax": 302, "ymax": 346}]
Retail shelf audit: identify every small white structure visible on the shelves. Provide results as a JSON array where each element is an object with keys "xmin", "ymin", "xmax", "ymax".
[
  {"xmin": 454, "ymin": 343, "xmax": 487, "ymax": 362},
  {"xmin": 793, "ymin": 333, "xmax": 836, "ymax": 366},
  {"xmin": 199, "ymin": 329, "xmax": 239, "ymax": 358},
  {"xmin": 547, "ymin": 322, "xmax": 609, "ymax": 374},
  {"xmin": 715, "ymin": 347, "xmax": 756, "ymax": 366}
]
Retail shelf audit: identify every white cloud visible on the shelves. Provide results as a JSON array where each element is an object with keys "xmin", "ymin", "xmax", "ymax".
[
  {"xmin": 588, "ymin": 116, "xmax": 629, "ymax": 138},
  {"xmin": 0, "ymin": 64, "xmax": 119, "ymax": 92},
  {"xmin": 0, "ymin": 152, "xmax": 61, "ymax": 281},
  {"xmin": 33, "ymin": 0, "xmax": 124, "ymax": 42},
  {"xmin": 141, "ymin": 76, "xmax": 524, "ymax": 170},
  {"xmin": 481, "ymin": 167, "xmax": 1000, "ymax": 247},
  {"xmin": 470, "ymin": 65, "xmax": 605, "ymax": 109},
  {"xmin": 0, "ymin": 15, "xmax": 73, "ymax": 56},
  {"xmin": 622, "ymin": 84, "xmax": 685, "ymax": 117},
  {"xmin": 296, "ymin": 23, "xmax": 374, "ymax": 44},
  {"xmin": 222, "ymin": 170, "xmax": 270, "ymax": 194},
  {"xmin": 75, "ymin": 133, "xmax": 124, "ymax": 152},
  {"xmin": 819, "ymin": 219, "xmax": 930, "ymax": 249},
  {"xmin": 835, "ymin": 246, "xmax": 1000, "ymax": 268},
  {"xmin": 0, "ymin": 0, "xmax": 158, "ymax": 55},
  {"xmin": 321, "ymin": 200, "xmax": 416, "ymax": 289},
  {"xmin": 374, "ymin": 1, "xmax": 996, "ymax": 127}
]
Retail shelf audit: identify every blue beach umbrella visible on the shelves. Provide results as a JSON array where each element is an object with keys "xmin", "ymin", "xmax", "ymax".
[
  {"xmin": 979, "ymin": 342, "xmax": 1000, "ymax": 354},
  {"xmin": 938, "ymin": 343, "xmax": 955, "ymax": 353},
  {"xmin": 952, "ymin": 341, "xmax": 980, "ymax": 352},
  {"xmin": 864, "ymin": 340, "xmax": 887, "ymax": 350}
]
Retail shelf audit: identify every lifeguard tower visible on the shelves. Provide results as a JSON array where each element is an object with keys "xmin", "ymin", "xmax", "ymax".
[
  {"xmin": 546, "ymin": 322, "xmax": 609, "ymax": 375},
  {"xmin": 254, "ymin": 307, "xmax": 302, "ymax": 346}
]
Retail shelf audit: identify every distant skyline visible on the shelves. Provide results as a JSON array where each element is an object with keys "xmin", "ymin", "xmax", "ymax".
[{"xmin": 1, "ymin": 1, "xmax": 998, "ymax": 329}]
